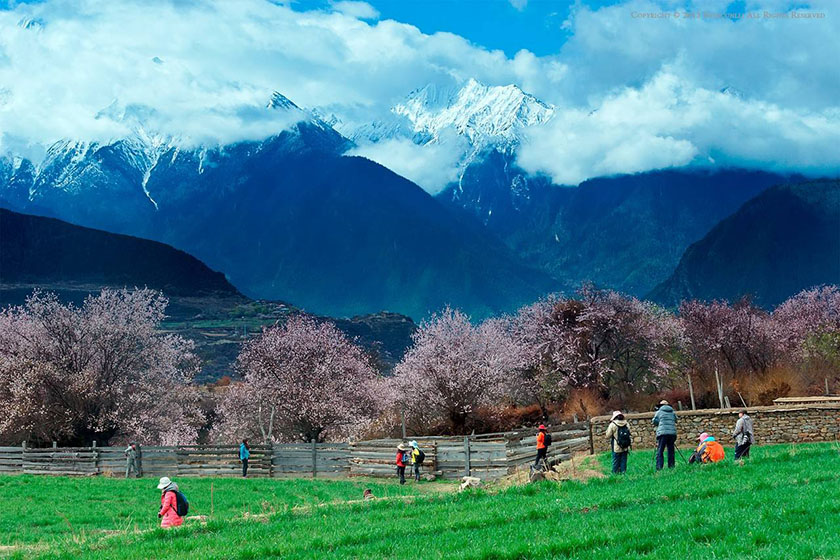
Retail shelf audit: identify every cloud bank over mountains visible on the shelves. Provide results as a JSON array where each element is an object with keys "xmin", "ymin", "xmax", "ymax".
[{"xmin": 0, "ymin": 0, "xmax": 837, "ymax": 187}]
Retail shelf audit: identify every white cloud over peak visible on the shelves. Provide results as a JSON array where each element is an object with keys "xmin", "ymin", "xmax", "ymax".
[
  {"xmin": 348, "ymin": 134, "xmax": 467, "ymax": 194},
  {"xmin": 0, "ymin": 0, "xmax": 837, "ymax": 187},
  {"xmin": 0, "ymin": 0, "xmax": 552, "ymax": 155}
]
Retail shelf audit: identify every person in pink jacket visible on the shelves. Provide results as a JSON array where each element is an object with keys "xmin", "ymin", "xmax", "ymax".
[{"xmin": 156, "ymin": 477, "xmax": 183, "ymax": 528}]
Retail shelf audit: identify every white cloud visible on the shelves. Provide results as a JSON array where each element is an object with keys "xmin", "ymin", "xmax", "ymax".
[
  {"xmin": 517, "ymin": 69, "xmax": 840, "ymax": 185},
  {"xmin": 347, "ymin": 133, "xmax": 467, "ymax": 194},
  {"xmin": 509, "ymin": 0, "xmax": 528, "ymax": 11},
  {"xmin": 0, "ymin": 0, "xmax": 837, "ymax": 186},
  {"xmin": 0, "ymin": 0, "xmax": 546, "ymax": 153},
  {"xmin": 330, "ymin": 1, "xmax": 379, "ymax": 20}
]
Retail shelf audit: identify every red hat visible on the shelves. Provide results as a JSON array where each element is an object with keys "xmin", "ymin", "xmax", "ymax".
[{"xmin": 538, "ymin": 424, "xmax": 546, "ymax": 430}]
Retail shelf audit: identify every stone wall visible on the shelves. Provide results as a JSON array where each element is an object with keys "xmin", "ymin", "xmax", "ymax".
[{"xmin": 590, "ymin": 404, "xmax": 840, "ymax": 452}]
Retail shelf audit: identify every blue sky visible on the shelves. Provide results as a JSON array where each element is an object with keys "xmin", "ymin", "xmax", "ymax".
[{"xmin": 292, "ymin": 0, "xmax": 607, "ymax": 57}]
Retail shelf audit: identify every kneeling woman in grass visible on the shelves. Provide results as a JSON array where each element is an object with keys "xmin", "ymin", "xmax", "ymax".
[{"xmin": 157, "ymin": 477, "xmax": 184, "ymax": 528}]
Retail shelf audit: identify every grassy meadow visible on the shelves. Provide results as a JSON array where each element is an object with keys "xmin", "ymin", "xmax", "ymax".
[{"xmin": 2, "ymin": 443, "xmax": 839, "ymax": 559}]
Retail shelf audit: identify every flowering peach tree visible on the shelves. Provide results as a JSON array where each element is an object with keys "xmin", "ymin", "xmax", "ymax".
[{"xmin": 0, "ymin": 289, "xmax": 203, "ymax": 446}]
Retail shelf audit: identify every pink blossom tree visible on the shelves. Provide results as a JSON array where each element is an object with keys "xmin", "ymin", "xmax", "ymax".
[
  {"xmin": 213, "ymin": 315, "xmax": 383, "ymax": 443},
  {"xmin": 578, "ymin": 287, "xmax": 684, "ymax": 403},
  {"xmin": 392, "ymin": 307, "xmax": 524, "ymax": 434},
  {"xmin": 680, "ymin": 297, "xmax": 778, "ymax": 380},
  {"xmin": 771, "ymin": 285, "xmax": 840, "ymax": 363},
  {"xmin": 0, "ymin": 289, "xmax": 203, "ymax": 446},
  {"xmin": 510, "ymin": 297, "xmax": 592, "ymax": 416}
]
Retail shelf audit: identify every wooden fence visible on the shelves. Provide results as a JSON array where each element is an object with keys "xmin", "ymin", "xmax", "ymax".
[{"xmin": 0, "ymin": 424, "xmax": 590, "ymax": 481}]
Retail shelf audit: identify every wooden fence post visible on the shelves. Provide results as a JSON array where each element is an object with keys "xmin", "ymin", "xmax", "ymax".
[
  {"xmin": 588, "ymin": 421, "xmax": 595, "ymax": 455},
  {"xmin": 463, "ymin": 436, "xmax": 470, "ymax": 477},
  {"xmin": 688, "ymin": 375, "xmax": 696, "ymax": 410},
  {"xmin": 52, "ymin": 441, "xmax": 57, "ymax": 448},
  {"xmin": 311, "ymin": 439, "xmax": 317, "ymax": 478},
  {"xmin": 92, "ymin": 441, "xmax": 99, "ymax": 475},
  {"xmin": 268, "ymin": 444, "xmax": 274, "ymax": 478}
]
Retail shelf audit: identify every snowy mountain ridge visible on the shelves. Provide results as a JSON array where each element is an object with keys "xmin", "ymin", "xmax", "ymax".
[
  {"xmin": 1, "ymin": 91, "xmax": 322, "ymax": 207},
  {"xmin": 392, "ymin": 78, "xmax": 555, "ymax": 148}
]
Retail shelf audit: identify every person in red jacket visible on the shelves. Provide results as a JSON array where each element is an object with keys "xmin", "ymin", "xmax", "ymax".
[
  {"xmin": 396, "ymin": 444, "xmax": 409, "ymax": 485},
  {"xmin": 157, "ymin": 477, "xmax": 184, "ymax": 528},
  {"xmin": 533, "ymin": 424, "xmax": 548, "ymax": 469}
]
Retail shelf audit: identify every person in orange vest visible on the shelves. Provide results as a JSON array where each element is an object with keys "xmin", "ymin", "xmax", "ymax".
[
  {"xmin": 533, "ymin": 424, "xmax": 548, "ymax": 469},
  {"xmin": 689, "ymin": 432, "xmax": 725, "ymax": 464}
]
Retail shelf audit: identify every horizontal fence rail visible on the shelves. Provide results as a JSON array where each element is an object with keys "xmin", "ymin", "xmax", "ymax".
[{"xmin": 0, "ymin": 424, "xmax": 589, "ymax": 481}]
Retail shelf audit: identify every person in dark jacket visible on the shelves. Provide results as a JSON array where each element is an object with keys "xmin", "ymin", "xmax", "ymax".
[
  {"xmin": 605, "ymin": 411, "xmax": 630, "ymax": 474},
  {"xmin": 733, "ymin": 410, "xmax": 754, "ymax": 459},
  {"xmin": 652, "ymin": 400, "xmax": 677, "ymax": 470},
  {"xmin": 239, "ymin": 439, "xmax": 250, "ymax": 477}
]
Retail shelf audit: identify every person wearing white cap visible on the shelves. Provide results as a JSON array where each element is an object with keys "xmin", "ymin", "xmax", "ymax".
[
  {"xmin": 605, "ymin": 411, "xmax": 631, "ymax": 474},
  {"xmin": 156, "ymin": 477, "xmax": 184, "ymax": 528},
  {"xmin": 409, "ymin": 441, "xmax": 425, "ymax": 482},
  {"xmin": 396, "ymin": 444, "xmax": 409, "ymax": 485}
]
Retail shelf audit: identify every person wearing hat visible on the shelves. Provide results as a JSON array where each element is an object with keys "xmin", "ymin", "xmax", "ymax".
[
  {"xmin": 156, "ymin": 477, "xmax": 183, "ymax": 528},
  {"xmin": 689, "ymin": 433, "xmax": 725, "ymax": 464},
  {"xmin": 396, "ymin": 444, "xmax": 409, "ymax": 485},
  {"xmin": 409, "ymin": 440, "xmax": 424, "ymax": 482},
  {"xmin": 533, "ymin": 424, "xmax": 548, "ymax": 469},
  {"xmin": 652, "ymin": 399, "xmax": 677, "ymax": 470},
  {"xmin": 733, "ymin": 410, "xmax": 754, "ymax": 460},
  {"xmin": 605, "ymin": 411, "xmax": 631, "ymax": 474}
]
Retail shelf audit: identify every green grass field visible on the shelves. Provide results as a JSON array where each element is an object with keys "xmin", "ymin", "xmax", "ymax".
[{"xmin": 2, "ymin": 443, "xmax": 839, "ymax": 559}]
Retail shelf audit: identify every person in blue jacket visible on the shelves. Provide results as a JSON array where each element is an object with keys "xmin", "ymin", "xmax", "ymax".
[
  {"xmin": 652, "ymin": 400, "xmax": 677, "ymax": 470},
  {"xmin": 240, "ymin": 438, "xmax": 251, "ymax": 477}
]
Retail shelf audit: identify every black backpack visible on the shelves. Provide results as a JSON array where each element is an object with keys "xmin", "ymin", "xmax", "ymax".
[
  {"xmin": 170, "ymin": 490, "xmax": 189, "ymax": 517},
  {"xmin": 615, "ymin": 423, "xmax": 632, "ymax": 449},
  {"xmin": 415, "ymin": 449, "xmax": 426, "ymax": 465},
  {"xmin": 543, "ymin": 433, "xmax": 552, "ymax": 447}
]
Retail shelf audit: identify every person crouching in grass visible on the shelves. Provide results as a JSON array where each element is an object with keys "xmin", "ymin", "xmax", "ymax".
[{"xmin": 689, "ymin": 432, "xmax": 725, "ymax": 464}]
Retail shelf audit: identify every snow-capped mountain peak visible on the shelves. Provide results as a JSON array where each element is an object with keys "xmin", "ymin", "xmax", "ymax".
[
  {"xmin": 392, "ymin": 78, "xmax": 555, "ymax": 147},
  {"xmin": 267, "ymin": 91, "xmax": 300, "ymax": 111}
]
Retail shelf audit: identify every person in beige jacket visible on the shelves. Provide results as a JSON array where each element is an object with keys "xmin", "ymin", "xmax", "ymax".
[{"xmin": 605, "ymin": 411, "xmax": 631, "ymax": 474}]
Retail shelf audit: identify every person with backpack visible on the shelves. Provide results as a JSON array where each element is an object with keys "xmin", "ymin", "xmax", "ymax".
[
  {"xmin": 533, "ymin": 424, "xmax": 551, "ymax": 469},
  {"xmin": 156, "ymin": 476, "xmax": 187, "ymax": 528},
  {"xmin": 409, "ymin": 440, "xmax": 425, "ymax": 482},
  {"xmin": 652, "ymin": 400, "xmax": 677, "ymax": 471},
  {"xmin": 605, "ymin": 411, "xmax": 631, "ymax": 474},
  {"xmin": 396, "ymin": 444, "xmax": 409, "ymax": 485},
  {"xmin": 240, "ymin": 438, "xmax": 250, "ymax": 478},
  {"xmin": 733, "ymin": 410, "xmax": 754, "ymax": 460},
  {"xmin": 689, "ymin": 432, "xmax": 725, "ymax": 463}
]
